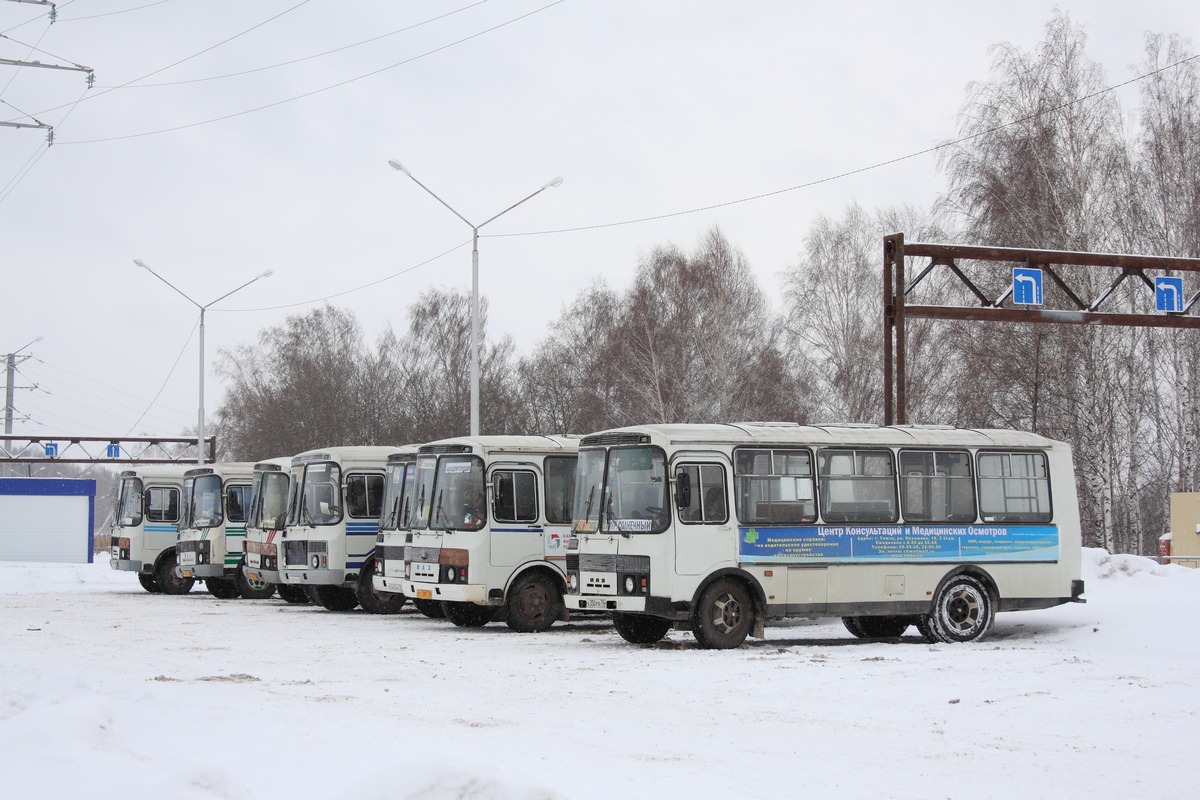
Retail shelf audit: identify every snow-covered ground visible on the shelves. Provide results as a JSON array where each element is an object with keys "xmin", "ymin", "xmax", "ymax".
[{"xmin": 1, "ymin": 549, "xmax": 1197, "ymax": 799}]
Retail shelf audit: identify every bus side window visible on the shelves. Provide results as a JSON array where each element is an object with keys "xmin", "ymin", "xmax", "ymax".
[
  {"xmin": 675, "ymin": 464, "xmax": 727, "ymax": 525},
  {"xmin": 492, "ymin": 470, "xmax": 538, "ymax": 523}
]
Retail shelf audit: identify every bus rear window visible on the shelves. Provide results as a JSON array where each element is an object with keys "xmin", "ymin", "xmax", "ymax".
[{"xmin": 978, "ymin": 451, "xmax": 1051, "ymax": 522}]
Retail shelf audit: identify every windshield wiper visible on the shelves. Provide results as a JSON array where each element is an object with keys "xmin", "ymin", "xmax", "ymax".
[
  {"xmin": 434, "ymin": 490, "xmax": 450, "ymax": 529},
  {"xmin": 607, "ymin": 496, "xmax": 631, "ymax": 538}
]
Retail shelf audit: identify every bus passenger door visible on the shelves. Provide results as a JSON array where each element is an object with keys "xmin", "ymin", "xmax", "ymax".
[
  {"xmin": 489, "ymin": 467, "xmax": 543, "ymax": 568},
  {"xmin": 673, "ymin": 459, "xmax": 735, "ymax": 576}
]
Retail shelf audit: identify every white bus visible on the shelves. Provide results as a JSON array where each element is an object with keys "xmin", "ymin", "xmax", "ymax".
[
  {"xmin": 279, "ymin": 446, "xmax": 402, "ymax": 613},
  {"xmin": 565, "ymin": 423, "xmax": 1085, "ymax": 649},
  {"xmin": 373, "ymin": 449, "xmax": 440, "ymax": 616},
  {"xmin": 242, "ymin": 457, "xmax": 309, "ymax": 604},
  {"xmin": 109, "ymin": 465, "xmax": 193, "ymax": 594},
  {"xmin": 377, "ymin": 435, "xmax": 579, "ymax": 632},
  {"xmin": 178, "ymin": 463, "xmax": 273, "ymax": 599}
]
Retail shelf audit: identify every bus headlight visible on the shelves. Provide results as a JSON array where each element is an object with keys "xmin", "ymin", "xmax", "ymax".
[
  {"xmin": 568, "ymin": 573, "xmax": 578, "ymax": 591},
  {"xmin": 623, "ymin": 575, "xmax": 635, "ymax": 594},
  {"xmin": 311, "ymin": 555, "xmax": 320, "ymax": 569}
]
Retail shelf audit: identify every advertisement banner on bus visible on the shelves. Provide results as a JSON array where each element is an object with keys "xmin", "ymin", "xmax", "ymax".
[{"xmin": 738, "ymin": 524, "xmax": 1059, "ymax": 563}]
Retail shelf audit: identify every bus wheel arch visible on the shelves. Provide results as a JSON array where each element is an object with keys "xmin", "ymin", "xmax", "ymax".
[
  {"xmin": 504, "ymin": 566, "xmax": 566, "ymax": 633},
  {"xmin": 690, "ymin": 571, "xmax": 764, "ymax": 649},
  {"xmin": 928, "ymin": 568, "xmax": 998, "ymax": 643}
]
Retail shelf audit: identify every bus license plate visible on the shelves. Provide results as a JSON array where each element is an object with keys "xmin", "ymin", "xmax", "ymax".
[
  {"xmin": 416, "ymin": 589, "xmax": 433, "ymax": 600},
  {"xmin": 581, "ymin": 598, "xmax": 609, "ymax": 610}
]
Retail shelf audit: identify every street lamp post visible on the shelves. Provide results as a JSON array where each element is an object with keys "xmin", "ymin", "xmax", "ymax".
[
  {"xmin": 133, "ymin": 260, "xmax": 273, "ymax": 465},
  {"xmin": 389, "ymin": 159, "xmax": 562, "ymax": 437}
]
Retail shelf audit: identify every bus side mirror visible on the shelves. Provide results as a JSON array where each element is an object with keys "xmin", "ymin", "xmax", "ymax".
[{"xmin": 674, "ymin": 472, "xmax": 691, "ymax": 508}]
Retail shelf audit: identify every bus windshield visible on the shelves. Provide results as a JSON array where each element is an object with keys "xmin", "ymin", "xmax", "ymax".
[
  {"xmin": 430, "ymin": 455, "xmax": 485, "ymax": 532},
  {"xmin": 379, "ymin": 461, "xmax": 409, "ymax": 531},
  {"xmin": 250, "ymin": 471, "xmax": 290, "ymax": 531},
  {"xmin": 573, "ymin": 445, "xmax": 669, "ymax": 534},
  {"xmin": 406, "ymin": 455, "xmax": 437, "ymax": 530},
  {"xmin": 117, "ymin": 477, "xmax": 143, "ymax": 526},
  {"xmin": 296, "ymin": 462, "xmax": 342, "ymax": 526},
  {"xmin": 573, "ymin": 448, "xmax": 605, "ymax": 533},
  {"xmin": 185, "ymin": 474, "xmax": 224, "ymax": 530}
]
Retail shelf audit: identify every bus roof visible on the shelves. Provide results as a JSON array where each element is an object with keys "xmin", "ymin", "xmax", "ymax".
[
  {"xmin": 580, "ymin": 423, "xmax": 1065, "ymax": 451},
  {"xmin": 252, "ymin": 456, "xmax": 293, "ymax": 472},
  {"xmin": 418, "ymin": 435, "xmax": 581, "ymax": 456},
  {"xmin": 118, "ymin": 464, "xmax": 193, "ymax": 481},
  {"xmin": 184, "ymin": 462, "xmax": 258, "ymax": 480},
  {"xmin": 290, "ymin": 445, "xmax": 405, "ymax": 469}
]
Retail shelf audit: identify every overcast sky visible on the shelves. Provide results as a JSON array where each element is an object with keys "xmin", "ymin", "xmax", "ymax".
[{"xmin": 2, "ymin": 0, "xmax": 1198, "ymax": 445}]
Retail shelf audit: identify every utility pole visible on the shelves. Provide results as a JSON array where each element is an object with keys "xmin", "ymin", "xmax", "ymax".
[
  {"xmin": 2, "ymin": 1, "xmax": 93, "ymax": 141},
  {"xmin": 4, "ymin": 337, "xmax": 41, "ymax": 436}
]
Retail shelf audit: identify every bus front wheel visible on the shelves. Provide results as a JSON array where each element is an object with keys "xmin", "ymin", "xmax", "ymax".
[
  {"xmin": 205, "ymin": 577, "xmax": 241, "ymax": 600},
  {"xmin": 277, "ymin": 584, "xmax": 310, "ymax": 604},
  {"xmin": 442, "ymin": 601, "xmax": 497, "ymax": 628},
  {"xmin": 504, "ymin": 571, "xmax": 563, "ymax": 632},
  {"xmin": 356, "ymin": 558, "xmax": 407, "ymax": 614},
  {"xmin": 693, "ymin": 577, "xmax": 754, "ymax": 649},
  {"xmin": 930, "ymin": 574, "xmax": 994, "ymax": 643},
  {"xmin": 236, "ymin": 558, "xmax": 276, "ymax": 600},
  {"xmin": 155, "ymin": 552, "xmax": 194, "ymax": 595},
  {"xmin": 413, "ymin": 598, "xmax": 445, "ymax": 618},
  {"xmin": 138, "ymin": 572, "xmax": 161, "ymax": 593},
  {"xmin": 612, "ymin": 612, "xmax": 671, "ymax": 644},
  {"xmin": 313, "ymin": 585, "xmax": 360, "ymax": 612}
]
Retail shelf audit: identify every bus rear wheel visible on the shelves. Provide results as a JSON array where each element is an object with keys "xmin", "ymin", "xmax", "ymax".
[
  {"xmin": 155, "ymin": 551, "xmax": 194, "ymax": 595},
  {"xmin": 356, "ymin": 558, "xmax": 407, "ymax": 614},
  {"xmin": 930, "ymin": 574, "xmax": 994, "ymax": 643},
  {"xmin": 205, "ymin": 577, "xmax": 241, "ymax": 599},
  {"xmin": 313, "ymin": 585, "xmax": 360, "ymax": 612},
  {"xmin": 612, "ymin": 612, "xmax": 671, "ymax": 644},
  {"xmin": 236, "ymin": 558, "xmax": 276, "ymax": 600},
  {"xmin": 504, "ymin": 571, "xmax": 563, "ymax": 632},
  {"xmin": 442, "ymin": 601, "xmax": 497, "ymax": 628},
  {"xmin": 693, "ymin": 577, "xmax": 754, "ymax": 649},
  {"xmin": 277, "ymin": 584, "xmax": 310, "ymax": 604},
  {"xmin": 844, "ymin": 616, "xmax": 910, "ymax": 638},
  {"xmin": 413, "ymin": 598, "xmax": 445, "ymax": 618}
]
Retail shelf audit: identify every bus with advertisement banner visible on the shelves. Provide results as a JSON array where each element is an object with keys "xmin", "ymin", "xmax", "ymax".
[
  {"xmin": 564, "ymin": 423, "xmax": 1085, "ymax": 649},
  {"xmin": 375, "ymin": 435, "xmax": 579, "ymax": 631}
]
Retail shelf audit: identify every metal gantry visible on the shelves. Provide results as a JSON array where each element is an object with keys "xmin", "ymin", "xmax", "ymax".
[
  {"xmin": 883, "ymin": 233, "xmax": 1200, "ymax": 425},
  {"xmin": 0, "ymin": 434, "xmax": 216, "ymax": 465}
]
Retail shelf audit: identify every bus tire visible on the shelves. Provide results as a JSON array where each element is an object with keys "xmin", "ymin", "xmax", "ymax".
[
  {"xmin": 235, "ymin": 558, "xmax": 276, "ymax": 600},
  {"xmin": 155, "ymin": 551, "xmax": 194, "ymax": 595},
  {"xmin": 413, "ymin": 598, "xmax": 445, "ymax": 618},
  {"xmin": 692, "ymin": 577, "xmax": 754, "ymax": 649},
  {"xmin": 856, "ymin": 616, "xmax": 910, "ymax": 638},
  {"xmin": 504, "ymin": 571, "xmax": 563, "ymax": 633},
  {"xmin": 930, "ymin": 574, "xmax": 994, "ymax": 643},
  {"xmin": 205, "ymin": 577, "xmax": 241, "ymax": 599},
  {"xmin": 612, "ymin": 612, "xmax": 671, "ymax": 644},
  {"xmin": 313, "ymin": 585, "xmax": 360, "ymax": 612},
  {"xmin": 356, "ymin": 558, "xmax": 407, "ymax": 614},
  {"xmin": 138, "ymin": 572, "xmax": 161, "ymax": 593},
  {"xmin": 441, "ymin": 601, "xmax": 497, "ymax": 628},
  {"xmin": 842, "ymin": 616, "xmax": 868, "ymax": 638},
  {"xmin": 915, "ymin": 614, "xmax": 938, "ymax": 643},
  {"xmin": 277, "ymin": 584, "xmax": 311, "ymax": 604}
]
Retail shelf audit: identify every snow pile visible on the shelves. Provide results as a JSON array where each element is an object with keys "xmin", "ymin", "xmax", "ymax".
[{"xmin": 2, "ymin": 553, "xmax": 1199, "ymax": 799}]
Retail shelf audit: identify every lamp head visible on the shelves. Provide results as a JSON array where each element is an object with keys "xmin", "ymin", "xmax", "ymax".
[
  {"xmin": 388, "ymin": 159, "xmax": 411, "ymax": 176},
  {"xmin": 544, "ymin": 176, "xmax": 564, "ymax": 189}
]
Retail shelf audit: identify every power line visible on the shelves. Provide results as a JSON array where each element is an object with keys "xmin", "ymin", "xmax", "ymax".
[
  {"xmin": 94, "ymin": 0, "xmax": 489, "ymax": 90},
  {"xmin": 53, "ymin": 0, "xmax": 566, "ymax": 144}
]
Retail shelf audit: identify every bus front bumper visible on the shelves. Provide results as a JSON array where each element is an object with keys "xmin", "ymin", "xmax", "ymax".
[
  {"xmin": 280, "ymin": 567, "xmax": 345, "ymax": 586},
  {"xmin": 109, "ymin": 558, "xmax": 142, "ymax": 573},
  {"xmin": 402, "ymin": 580, "xmax": 487, "ymax": 604}
]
